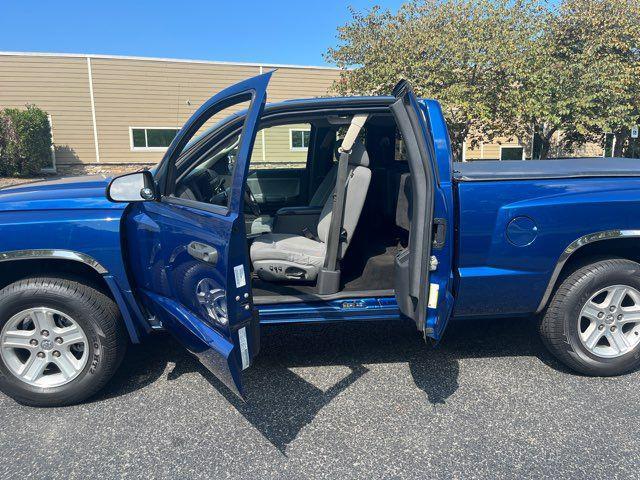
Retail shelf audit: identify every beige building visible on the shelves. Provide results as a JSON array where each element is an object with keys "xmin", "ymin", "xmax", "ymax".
[
  {"xmin": 0, "ymin": 52, "xmax": 341, "ymax": 173},
  {"xmin": 0, "ymin": 52, "xmax": 609, "ymax": 174},
  {"xmin": 463, "ymin": 135, "xmax": 605, "ymax": 162}
]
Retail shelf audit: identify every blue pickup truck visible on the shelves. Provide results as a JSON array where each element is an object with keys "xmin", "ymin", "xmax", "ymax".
[{"xmin": 2, "ymin": 73, "xmax": 640, "ymax": 407}]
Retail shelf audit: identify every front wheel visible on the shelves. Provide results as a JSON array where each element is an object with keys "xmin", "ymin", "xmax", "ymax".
[
  {"xmin": 0, "ymin": 277, "xmax": 127, "ymax": 406},
  {"xmin": 539, "ymin": 259, "xmax": 640, "ymax": 376}
]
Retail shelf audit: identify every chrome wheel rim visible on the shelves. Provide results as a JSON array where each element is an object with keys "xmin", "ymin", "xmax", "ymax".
[
  {"xmin": 0, "ymin": 307, "xmax": 89, "ymax": 388},
  {"xmin": 578, "ymin": 285, "xmax": 640, "ymax": 358}
]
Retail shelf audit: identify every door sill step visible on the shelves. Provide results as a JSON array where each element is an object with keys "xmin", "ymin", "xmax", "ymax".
[{"xmin": 253, "ymin": 288, "xmax": 395, "ymax": 305}]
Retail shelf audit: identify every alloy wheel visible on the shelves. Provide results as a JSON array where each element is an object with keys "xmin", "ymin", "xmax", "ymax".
[
  {"xmin": 578, "ymin": 285, "xmax": 640, "ymax": 358},
  {"xmin": 0, "ymin": 307, "xmax": 89, "ymax": 388}
]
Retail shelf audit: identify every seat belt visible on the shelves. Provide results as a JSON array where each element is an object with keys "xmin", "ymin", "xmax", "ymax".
[{"xmin": 317, "ymin": 114, "xmax": 368, "ymax": 295}]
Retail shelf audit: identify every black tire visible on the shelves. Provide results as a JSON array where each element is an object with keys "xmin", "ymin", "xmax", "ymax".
[
  {"xmin": 0, "ymin": 277, "xmax": 127, "ymax": 407},
  {"xmin": 539, "ymin": 258, "xmax": 640, "ymax": 376}
]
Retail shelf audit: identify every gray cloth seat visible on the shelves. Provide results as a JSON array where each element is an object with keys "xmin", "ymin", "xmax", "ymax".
[
  {"xmin": 249, "ymin": 233, "xmax": 326, "ymax": 280},
  {"xmin": 309, "ymin": 162, "xmax": 338, "ymax": 207},
  {"xmin": 251, "ymin": 140, "xmax": 371, "ymax": 282},
  {"xmin": 248, "ymin": 155, "xmax": 338, "ymax": 235}
]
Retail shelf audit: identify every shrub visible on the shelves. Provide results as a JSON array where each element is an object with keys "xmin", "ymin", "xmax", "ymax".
[{"xmin": 0, "ymin": 105, "xmax": 52, "ymax": 177}]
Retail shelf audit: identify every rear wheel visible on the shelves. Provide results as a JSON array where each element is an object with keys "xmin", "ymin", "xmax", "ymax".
[
  {"xmin": 0, "ymin": 277, "xmax": 127, "ymax": 406},
  {"xmin": 540, "ymin": 259, "xmax": 640, "ymax": 376}
]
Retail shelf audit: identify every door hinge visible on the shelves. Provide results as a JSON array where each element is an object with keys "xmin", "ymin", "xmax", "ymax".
[{"xmin": 429, "ymin": 255, "xmax": 438, "ymax": 271}]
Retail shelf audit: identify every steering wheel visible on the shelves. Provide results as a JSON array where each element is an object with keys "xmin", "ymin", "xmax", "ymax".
[
  {"xmin": 244, "ymin": 185, "xmax": 261, "ymax": 217},
  {"xmin": 209, "ymin": 176, "xmax": 225, "ymax": 195}
]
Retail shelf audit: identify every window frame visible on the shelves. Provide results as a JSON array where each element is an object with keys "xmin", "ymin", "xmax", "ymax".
[
  {"xmin": 289, "ymin": 127, "xmax": 311, "ymax": 151},
  {"xmin": 129, "ymin": 126, "xmax": 180, "ymax": 152},
  {"xmin": 499, "ymin": 145, "xmax": 525, "ymax": 161}
]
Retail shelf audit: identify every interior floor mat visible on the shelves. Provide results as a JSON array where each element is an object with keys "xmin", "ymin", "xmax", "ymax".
[{"xmin": 342, "ymin": 245, "xmax": 398, "ymax": 291}]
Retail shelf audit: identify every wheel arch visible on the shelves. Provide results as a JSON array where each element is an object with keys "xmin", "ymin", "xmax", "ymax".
[
  {"xmin": 536, "ymin": 230, "xmax": 640, "ymax": 313},
  {"xmin": 0, "ymin": 250, "xmax": 141, "ymax": 343}
]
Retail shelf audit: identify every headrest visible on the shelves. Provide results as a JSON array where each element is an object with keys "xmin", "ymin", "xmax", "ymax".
[{"xmin": 348, "ymin": 139, "xmax": 370, "ymax": 168}]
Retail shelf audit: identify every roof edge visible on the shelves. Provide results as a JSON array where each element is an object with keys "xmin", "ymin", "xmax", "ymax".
[{"xmin": 0, "ymin": 51, "xmax": 341, "ymax": 71}]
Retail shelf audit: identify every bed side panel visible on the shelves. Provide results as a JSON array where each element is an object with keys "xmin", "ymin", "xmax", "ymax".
[{"xmin": 454, "ymin": 176, "xmax": 640, "ymax": 317}]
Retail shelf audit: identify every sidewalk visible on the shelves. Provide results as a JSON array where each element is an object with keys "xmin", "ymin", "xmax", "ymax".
[{"xmin": 0, "ymin": 176, "xmax": 52, "ymax": 188}]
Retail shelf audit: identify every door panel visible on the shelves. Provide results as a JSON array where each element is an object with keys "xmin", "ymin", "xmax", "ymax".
[
  {"xmin": 246, "ymin": 168, "xmax": 306, "ymax": 213},
  {"xmin": 123, "ymin": 72, "xmax": 271, "ymax": 396},
  {"xmin": 419, "ymin": 100, "xmax": 455, "ymax": 340},
  {"xmin": 391, "ymin": 81, "xmax": 454, "ymax": 341},
  {"xmin": 125, "ymin": 201, "xmax": 257, "ymax": 396}
]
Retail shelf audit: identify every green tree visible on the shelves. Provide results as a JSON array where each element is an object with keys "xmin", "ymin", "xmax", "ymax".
[
  {"xmin": 326, "ymin": 0, "xmax": 545, "ymax": 161},
  {"xmin": 327, "ymin": 0, "xmax": 640, "ymax": 160},
  {"xmin": 0, "ymin": 105, "xmax": 52, "ymax": 177},
  {"xmin": 566, "ymin": 0, "xmax": 640, "ymax": 158},
  {"xmin": 522, "ymin": 0, "xmax": 640, "ymax": 159}
]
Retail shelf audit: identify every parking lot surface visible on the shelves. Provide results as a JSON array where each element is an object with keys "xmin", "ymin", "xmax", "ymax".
[{"xmin": 1, "ymin": 317, "xmax": 639, "ymax": 479}]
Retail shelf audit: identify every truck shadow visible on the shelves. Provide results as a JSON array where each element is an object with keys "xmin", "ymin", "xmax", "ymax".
[{"xmin": 96, "ymin": 316, "xmax": 564, "ymax": 453}]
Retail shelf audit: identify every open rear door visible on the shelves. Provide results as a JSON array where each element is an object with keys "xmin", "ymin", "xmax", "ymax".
[
  {"xmin": 122, "ymin": 72, "xmax": 272, "ymax": 396},
  {"xmin": 391, "ymin": 80, "xmax": 454, "ymax": 341}
]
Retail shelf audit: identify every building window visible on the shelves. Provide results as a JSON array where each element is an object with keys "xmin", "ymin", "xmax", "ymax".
[
  {"xmin": 130, "ymin": 127, "xmax": 179, "ymax": 151},
  {"xmin": 290, "ymin": 129, "xmax": 311, "ymax": 151},
  {"xmin": 500, "ymin": 146, "xmax": 524, "ymax": 160}
]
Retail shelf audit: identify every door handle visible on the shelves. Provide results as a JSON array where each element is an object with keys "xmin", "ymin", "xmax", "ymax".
[{"xmin": 187, "ymin": 241, "xmax": 218, "ymax": 265}]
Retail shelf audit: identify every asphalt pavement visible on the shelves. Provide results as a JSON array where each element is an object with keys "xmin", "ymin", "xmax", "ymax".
[{"xmin": 1, "ymin": 317, "xmax": 639, "ymax": 479}]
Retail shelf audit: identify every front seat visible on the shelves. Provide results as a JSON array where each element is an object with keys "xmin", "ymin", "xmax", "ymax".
[
  {"xmin": 248, "ymin": 146, "xmax": 340, "ymax": 235},
  {"xmin": 250, "ymin": 140, "xmax": 372, "ymax": 282}
]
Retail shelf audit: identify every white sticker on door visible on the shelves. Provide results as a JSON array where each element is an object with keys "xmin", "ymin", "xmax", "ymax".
[
  {"xmin": 233, "ymin": 264, "xmax": 246, "ymax": 288},
  {"xmin": 238, "ymin": 327, "xmax": 250, "ymax": 370},
  {"xmin": 428, "ymin": 283, "xmax": 440, "ymax": 309}
]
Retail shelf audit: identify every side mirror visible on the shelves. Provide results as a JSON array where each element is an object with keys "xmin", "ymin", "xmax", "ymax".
[{"xmin": 106, "ymin": 170, "xmax": 157, "ymax": 203}]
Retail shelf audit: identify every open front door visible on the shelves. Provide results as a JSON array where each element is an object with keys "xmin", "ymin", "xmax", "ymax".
[
  {"xmin": 391, "ymin": 81, "xmax": 454, "ymax": 341},
  {"xmin": 122, "ymin": 72, "xmax": 272, "ymax": 396}
]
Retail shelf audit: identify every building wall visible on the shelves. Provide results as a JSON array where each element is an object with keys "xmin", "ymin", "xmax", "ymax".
[
  {"xmin": 0, "ymin": 55, "xmax": 97, "ymax": 164},
  {"xmin": 0, "ymin": 52, "xmax": 609, "ymax": 171},
  {"xmin": 465, "ymin": 139, "xmax": 525, "ymax": 161},
  {"xmin": 0, "ymin": 52, "xmax": 341, "ymax": 168},
  {"xmin": 464, "ymin": 134, "xmax": 605, "ymax": 161},
  {"xmin": 89, "ymin": 57, "xmax": 261, "ymax": 164}
]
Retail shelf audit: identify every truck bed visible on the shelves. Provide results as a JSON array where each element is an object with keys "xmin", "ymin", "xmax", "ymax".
[{"xmin": 454, "ymin": 158, "xmax": 640, "ymax": 181}]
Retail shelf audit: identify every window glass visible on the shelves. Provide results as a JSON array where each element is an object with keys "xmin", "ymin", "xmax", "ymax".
[
  {"xmin": 291, "ymin": 130, "xmax": 303, "ymax": 149},
  {"xmin": 395, "ymin": 133, "xmax": 407, "ymax": 162},
  {"xmin": 333, "ymin": 127, "xmax": 366, "ymax": 164},
  {"xmin": 170, "ymin": 98, "xmax": 251, "ymax": 210},
  {"xmin": 130, "ymin": 127, "xmax": 179, "ymax": 149},
  {"xmin": 244, "ymin": 123, "xmax": 312, "ymax": 215},
  {"xmin": 500, "ymin": 146, "xmax": 524, "ymax": 161},
  {"xmin": 290, "ymin": 127, "xmax": 311, "ymax": 151},
  {"xmin": 250, "ymin": 124, "xmax": 311, "ymax": 169},
  {"xmin": 131, "ymin": 129, "xmax": 146, "ymax": 148},
  {"xmin": 147, "ymin": 129, "xmax": 179, "ymax": 148},
  {"xmin": 185, "ymin": 104, "xmax": 249, "ymax": 153}
]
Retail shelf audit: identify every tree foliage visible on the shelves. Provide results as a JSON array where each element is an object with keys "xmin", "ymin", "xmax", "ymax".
[
  {"xmin": 326, "ymin": 0, "xmax": 640, "ymax": 159},
  {"xmin": 522, "ymin": 0, "xmax": 640, "ymax": 158},
  {"xmin": 0, "ymin": 105, "xmax": 52, "ymax": 177},
  {"xmin": 556, "ymin": 0, "xmax": 640, "ymax": 157}
]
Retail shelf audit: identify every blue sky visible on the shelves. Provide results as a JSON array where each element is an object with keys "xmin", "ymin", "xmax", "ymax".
[{"xmin": 0, "ymin": 0, "xmax": 405, "ymax": 66}]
